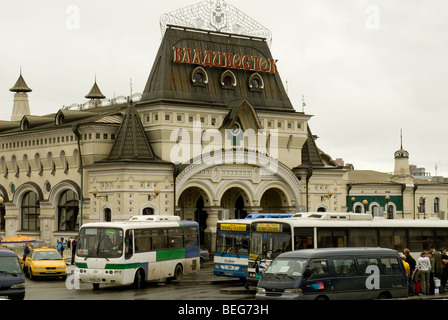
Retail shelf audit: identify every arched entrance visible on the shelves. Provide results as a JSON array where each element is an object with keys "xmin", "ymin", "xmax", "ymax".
[
  {"xmin": 220, "ymin": 187, "xmax": 250, "ymax": 219},
  {"xmin": 177, "ymin": 185, "xmax": 212, "ymax": 246}
]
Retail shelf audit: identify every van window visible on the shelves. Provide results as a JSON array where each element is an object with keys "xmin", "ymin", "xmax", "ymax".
[
  {"xmin": 379, "ymin": 257, "xmax": 402, "ymax": 275},
  {"xmin": 0, "ymin": 256, "xmax": 23, "ymax": 274},
  {"xmin": 358, "ymin": 258, "xmax": 379, "ymax": 274},
  {"xmin": 309, "ymin": 259, "xmax": 329, "ymax": 278},
  {"xmin": 333, "ymin": 258, "xmax": 357, "ymax": 276}
]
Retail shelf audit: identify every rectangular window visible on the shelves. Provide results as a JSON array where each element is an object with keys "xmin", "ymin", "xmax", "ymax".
[
  {"xmin": 184, "ymin": 227, "xmax": 199, "ymax": 248},
  {"xmin": 379, "ymin": 257, "xmax": 402, "ymax": 275},
  {"xmin": 168, "ymin": 229, "xmax": 183, "ymax": 249},
  {"xmin": 409, "ymin": 228, "xmax": 434, "ymax": 252},
  {"xmin": 134, "ymin": 229, "xmax": 152, "ymax": 253},
  {"xmin": 151, "ymin": 229, "xmax": 168, "ymax": 250},
  {"xmin": 357, "ymin": 258, "xmax": 379, "ymax": 275},
  {"xmin": 317, "ymin": 228, "xmax": 347, "ymax": 248},
  {"xmin": 333, "ymin": 258, "xmax": 357, "ymax": 277},
  {"xmin": 349, "ymin": 228, "xmax": 378, "ymax": 247}
]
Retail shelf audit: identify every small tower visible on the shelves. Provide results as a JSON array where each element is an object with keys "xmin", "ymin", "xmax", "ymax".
[
  {"xmin": 85, "ymin": 77, "xmax": 105, "ymax": 108},
  {"xmin": 393, "ymin": 130, "xmax": 411, "ymax": 176},
  {"xmin": 10, "ymin": 69, "xmax": 32, "ymax": 121}
]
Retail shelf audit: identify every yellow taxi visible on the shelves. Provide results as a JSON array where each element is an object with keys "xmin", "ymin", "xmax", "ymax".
[{"xmin": 24, "ymin": 247, "xmax": 67, "ymax": 280}]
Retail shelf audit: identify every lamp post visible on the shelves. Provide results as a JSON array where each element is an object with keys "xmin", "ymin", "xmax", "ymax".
[
  {"xmin": 72, "ymin": 123, "xmax": 83, "ymax": 227},
  {"xmin": 362, "ymin": 199, "xmax": 368, "ymax": 214},
  {"xmin": 422, "ymin": 196, "xmax": 427, "ymax": 219},
  {"xmin": 385, "ymin": 195, "xmax": 390, "ymax": 219},
  {"xmin": 351, "ymin": 197, "xmax": 355, "ymax": 213}
]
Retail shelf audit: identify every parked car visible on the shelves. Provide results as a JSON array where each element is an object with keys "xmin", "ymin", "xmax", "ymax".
[
  {"xmin": 24, "ymin": 247, "xmax": 67, "ymax": 280},
  {"xmin": 0, "ymin": 247, "xmax": 26, "ymax": 300},
  {"xmin": 200, "ymin": 248, "xmax": 209, "ymax": 265}
]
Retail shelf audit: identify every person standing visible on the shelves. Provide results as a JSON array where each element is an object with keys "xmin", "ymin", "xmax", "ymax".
[
  {"xmin": 403, "ymin": 248, "xmax": 416, "ymax": 296},
  {"xmin": 71, "ymin": 236, "xmax": 78, "ymax": 265},
  {"xmin": 416, "ymin": 251, "xmax": 431, "ymax": 295},
  {"xmin": 441, "ymin": 248, "xmax": 448, "ymax": 292},
  {"xmin": 430, "ymin": 246, "xmax": 443, "ymax": 281},
  {"xmin": 57, "ymin": 238, "xmax": 65, "ymax": 256},
  {"xmin": 23, "ymin": 242, "xmax": 31, "ymax": 269}
]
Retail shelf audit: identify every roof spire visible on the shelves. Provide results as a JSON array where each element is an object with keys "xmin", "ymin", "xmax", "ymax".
[
  {"xmin": 10, "ymin": 68, "xmax": 32, "ymax": 93},
  {"xmin": 85, "ymin": 76, "xmax": 105, "ymax": 100}
]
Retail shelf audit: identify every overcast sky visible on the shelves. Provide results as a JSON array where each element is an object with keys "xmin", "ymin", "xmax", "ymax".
[{"xmin": 1, "ymin": 0, "xmax": 447, "ymax": 177}]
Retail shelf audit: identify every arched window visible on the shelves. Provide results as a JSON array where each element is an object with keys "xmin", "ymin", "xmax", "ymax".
[
  {"xmin": 22, "ymin": 191, "xmax": 40, "ymax": 231},
  {"xmin": 58, "ymin": 190, "xmax": 79, "ymax": 231},
  {"xmin": 104, "ymin": 208, "xmax": 112, "ymax": 222},
  {"xmin": 434, "ymin": 197, "xmax": 440, "ymax": 216},
  {"xmin": 191, "ymin": 67, "xmax": 208, "ymax": 87},
  {"xmin": 249, "ymin": 73, "xmax": 264, "ymax": 92},
  {"xmin": 0, "ymin": 196, "xmax": 5, "ymax": 231},
  {"xmin": 142, "ymin": 207, "xmax": 154, "ymax": 215},
  {"xmin": 221, "ymin": 70, "xmax": 237, "ymax": 89}
]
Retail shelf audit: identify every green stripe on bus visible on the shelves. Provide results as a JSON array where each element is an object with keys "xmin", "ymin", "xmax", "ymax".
[
  {"xmin": 76, "ymin": 263, "xmax": 87, "ymax": 268},
  {"xmin": 156, "ymin": 249, "xmax": 185, "ymax": 262}
]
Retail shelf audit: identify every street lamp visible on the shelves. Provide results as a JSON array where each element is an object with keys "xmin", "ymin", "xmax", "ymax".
[
  {"xmin": 148, "ymin": 188, "xmax": 160, "ymax": 201},
  {"xmin": 362, "ymin": 199, "xmax": 368, "ymax": 214},
  {"xmin": 385, "ymin": 195, "xmax": 391, "ymax": 219},
  {"xmin": 91, "ymin": 187, "xmax": 108, "ymax": 201}
]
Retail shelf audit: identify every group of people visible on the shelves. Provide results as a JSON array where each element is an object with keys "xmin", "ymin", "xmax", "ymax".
[
  {"xmin": 57, "ymin": 237, "xmax": 78, "ymax": 265},
  {"xmin": 401, "ymin": 247, "xmax": 448, "ymax": 296}
]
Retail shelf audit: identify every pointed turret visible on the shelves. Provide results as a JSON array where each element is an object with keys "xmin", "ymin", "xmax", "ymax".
[
  {"xmin": 393, "ymin": 130, "xmax": 410, "ymax": 176},
  {"xmin": 10, "ymin": 70, "xmax": 31, "ymax": 121},
  {"xmin": 85, "ymin": 77, "xmax": 105, "ymax": 108}
]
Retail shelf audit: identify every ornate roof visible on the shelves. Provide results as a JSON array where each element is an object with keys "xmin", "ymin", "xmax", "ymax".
[
  {"xmin": 141, "ymin": 26, "xmax": 293, "ymax": 111},
  {"xmin": 160, "ymin": 0, "xmax": 272, "ymax": 47}
]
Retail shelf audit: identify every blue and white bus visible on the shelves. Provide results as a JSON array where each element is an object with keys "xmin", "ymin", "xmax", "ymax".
[{"xmin": 213, "ymin": 213, "xmax": 294, "ymax": 280}]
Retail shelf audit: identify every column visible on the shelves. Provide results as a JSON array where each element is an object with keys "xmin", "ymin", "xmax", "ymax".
[{"xmin": 203, "ymin": 206, "xmax": 221, "ymax": 253}]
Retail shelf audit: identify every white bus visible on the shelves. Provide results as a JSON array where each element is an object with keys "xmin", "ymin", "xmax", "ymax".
[
  {"xmin": 75, "ymin": 215, "xmax": 200, "ymax": 289},
  {"xmin": 247, "ymin": 212, "xmax": 448, "ymax": 286}
]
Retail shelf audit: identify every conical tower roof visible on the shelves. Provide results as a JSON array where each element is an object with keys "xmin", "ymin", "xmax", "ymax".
[
  {"xmin": 85, "ymin": 80, "xmax": 105, "ymax": 99},
  {"xmin": 10, "ymin": 73, "xmax": 32, "ymax": 92},
  {"xmin": 107, "ymin": 102, "xmax": 157, "ymax": 161}
]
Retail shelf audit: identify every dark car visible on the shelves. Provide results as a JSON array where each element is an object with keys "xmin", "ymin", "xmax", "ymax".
[
  {"xmin": 200, "ymin": 248, "xmax": 209, "ymax": 265},
  {"xmin": 0, "ymin": 248, "xmax": 26, "ymax": 300}
]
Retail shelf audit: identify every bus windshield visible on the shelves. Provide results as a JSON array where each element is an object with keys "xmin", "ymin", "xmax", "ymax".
[
  {"xmin": 77, "ymin": 227, "xmax": 124, "ymax": 259},
  {"xmin": 250, "ymin": 231, "xmax": 292, "ymax": 260},
  {"xmin": 216, "ymin": 230, "xmax": 249, "ymax": 256}
]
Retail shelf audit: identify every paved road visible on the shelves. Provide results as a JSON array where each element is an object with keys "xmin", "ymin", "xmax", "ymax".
[{"xmin": 23, "ymin": 262, "xmax": 255, "ymax": 300}]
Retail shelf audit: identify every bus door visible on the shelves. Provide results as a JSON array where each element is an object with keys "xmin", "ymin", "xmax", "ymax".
[{"xmin": 293, "ymin": 228, "xmax": 314, "ymax": 250}]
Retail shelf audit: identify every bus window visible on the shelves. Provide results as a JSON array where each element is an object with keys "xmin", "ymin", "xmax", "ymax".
[
  {"xmin": 135, "ymin": 229, "xmax": 151, "ymax": 253},
  {"xmin": 318, "ymin": 229, "xmax": 347, "ymax": 248},
  {"xmin": 379, "ymin": 228, "xmax": 407, "ymax": 251},
  {"xmin": 184, "ymin": 227, "xmax": 199, "ymax": 248},
  {"xmin": 151, "ymin": 229, "xmax": 168, "ymax": 250},
  {"xmin": 436, "ymin": 229, "xmax": 448, "ymax": 250},
  {"xmin": 168, "ymin": 228, "xmax": 183, "ymax": 249},
  {"xmin": 349, "ymin": 229, "xmax": 378, "ymax": 247},
  {"xmin": 293, "ymin": 228, "xmax": 314, "ymax": 250},
  {"xmin": 409, "ymin": 229, "xmax": 434, "ymax": 252},
  {"xmin": 125, "ymin": 230, "xmax": 133, "ymax": 259}
]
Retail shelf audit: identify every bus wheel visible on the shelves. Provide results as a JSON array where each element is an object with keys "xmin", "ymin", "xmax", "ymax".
[
  {"xmin": 173, "ymin": 264, "xmax": 183, "ymax": 281},
  {"xmin": 93, "ymin": 283, "xmax": 100, "ymax": 290},
  {"xmin": 133, "ymin": 269, "xmax": 146, "ymax": 289}
]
